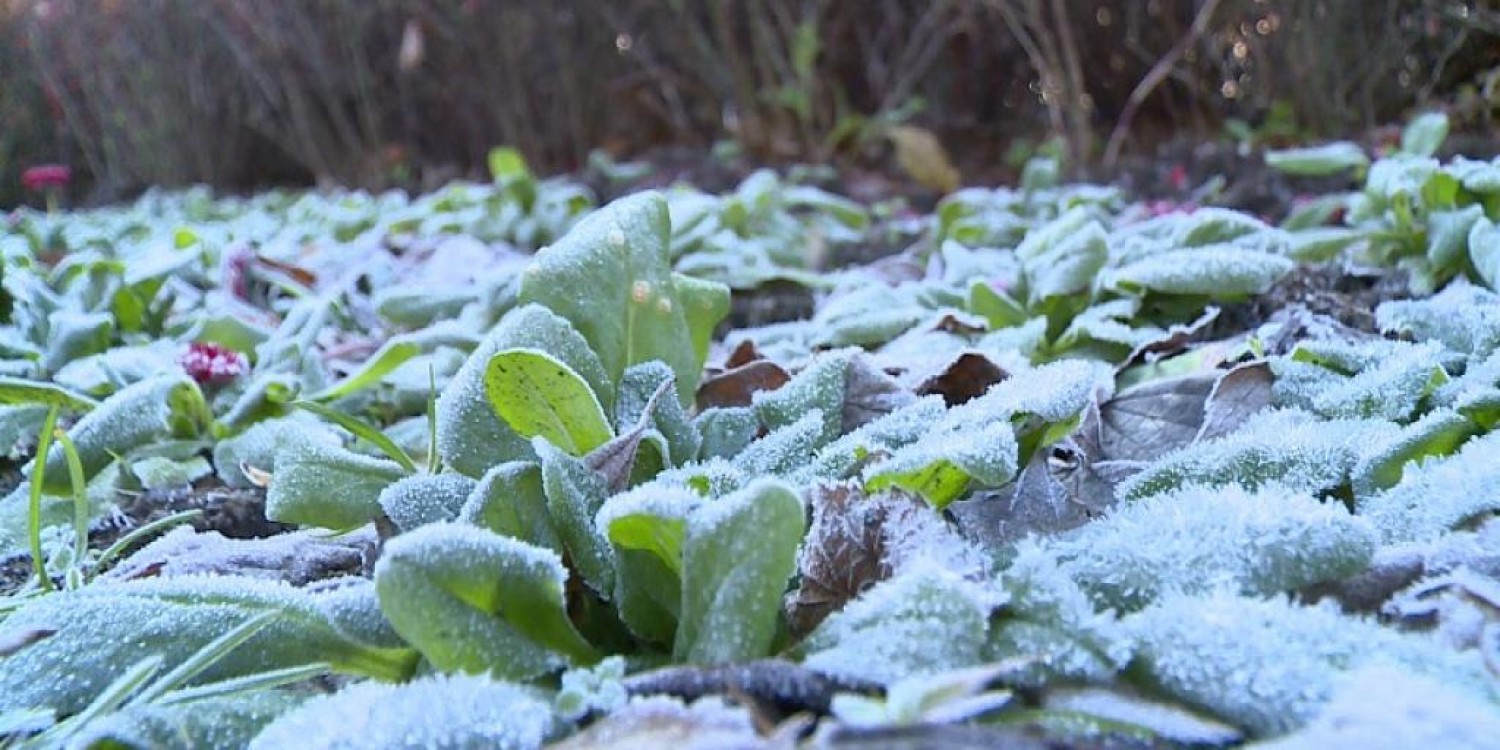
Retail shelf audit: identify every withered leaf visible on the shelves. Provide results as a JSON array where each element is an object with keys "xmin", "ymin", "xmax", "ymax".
[
  {"xmin": 915, "ymin": 351, "xmax": 1009, "ymax": 406},
  {"xmin": 842, "ymin": 354, "xmax": 916, "ymax": 433},
  {"xmin": 588, "ymin": 379, "xmax": 674, "ymax": 493},
  {"xmin": 1095, "ymin": 372, "xmax": 1218, "ymax": 462},
  {"xmin": 696, "ymin": 360, "xmax": 791, "ymax": 411},
  {"xmin": 787, "ymin": 483, "xmax": 926, "ymax": 638},
  {"xmin": 1197, "ymin": 360, "xmax": 1274, "ymax": 442}
]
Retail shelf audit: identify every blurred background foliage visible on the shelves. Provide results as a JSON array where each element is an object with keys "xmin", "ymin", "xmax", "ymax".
[{"xmin": 2, "ymin": 0, "xmax": 1498, "ymax": 208}]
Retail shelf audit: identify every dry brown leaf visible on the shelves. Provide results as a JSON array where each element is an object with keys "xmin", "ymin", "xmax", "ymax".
[{"xmin": 887, "ymin": 125, "xmax": 960, "ymax": 194}]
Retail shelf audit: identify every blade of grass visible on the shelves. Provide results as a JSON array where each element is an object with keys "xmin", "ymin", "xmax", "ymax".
[
  {"xmin": 155, "ymin": 662, "xmax": 332, "ymax": 706},
  {"xmin": 51, "ymin": 430, "xmax": 88, "ymax": 573},
  {"xmin": 127, "ymin": 611, "xmax": 279, "ymax": 707},
  {"xmin": 93, "ymin": 509, "xmax": 203, "ymax": 574},
  {"xmin": 426, "ymin": 363, "xmax": 440, "ymax": 475},
  {"xmin": 292, "ymin": 400, "xmax": 417, "ymax": 473},
  {"xmin": 26, "ymin": 405, "xmax": 60, "ymax": 592}
]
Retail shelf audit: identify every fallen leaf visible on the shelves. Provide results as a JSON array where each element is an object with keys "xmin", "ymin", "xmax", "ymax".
[
  {"xmin": 696, "ymin": 360, "xmax": 791, "ymax": 411},
  {"xmin": 914, "ymin": 352, "xmax": 1008, "ymax": 407}
]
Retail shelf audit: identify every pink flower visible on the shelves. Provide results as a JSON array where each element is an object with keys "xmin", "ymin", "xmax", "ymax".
[
  {"xmin": 181, "ymin": 342, "xmax": 248, "ymax": 386},
  {"xmin": 1168, "ymin": 164, "xmax": 1189, "ymax": 192},
  {"xmin": 21, "ymin": 164, "xmax": 71, "ymax": 192}
]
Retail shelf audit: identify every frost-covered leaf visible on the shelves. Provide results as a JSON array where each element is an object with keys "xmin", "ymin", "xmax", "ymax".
[
  {"xmin": 1264, "ymin": 142, "xmax": 1370, "ymax": 176},
  {"xmin": 862, "ymin": 419, "xmax": 1017, "ymax": 509},
  {"xmin": 1105, "ymin": 246, "xmax": 1294, "ymax": 298},
  {"xmin": 436, "ymin": 304, "xmax": 609, "ymax": 477},
  {"xmin": 537, "ymin": 439, "xmax": 616, "ymax": 598},
  {"xmin": 1470, "ymin": 215, "xmax": 1500, "ymax": 292},
  {"xmin": 1272, "ymin": 339, "xmax": 1453, "ymax": 422},
  {"xmin": 1401, "ymin": 111, "xmax": 1450, "ymax": 157},
  {"xmin": 485, "ymin": 348, "xmax": 614, "ymax": 457},
  {"xmin": 735, "ymin": 409, "xmax": 826, "ymax": 479},
  {"xmin": 1359, "ymin": 430, "xmax": 1500, "ymax": 544},
  {"xmin": 379, "ymin": 473, "xmax": 477, "ymax": 532},
  {"xmin": 752, "ymin": 350, "xmax": 853, "ymax": 447},
  {"xmin": 1043, "ymin": 687, "xmax": 1243, "ymax": 747},
  {"xmin": 70, "ymin": 690, "xmax": 303, "ymax": 750},
  {"xmin": 212, "ymin": 415, "xmax": 342, "ymax": 488},
  {"xmin": 598, "ymin": 483, "xmax": 702, "ymax": 645},
  {"xmin": 518, "ymin": 191, "xmax": 727, "ymax": 406},
  {"xmin": 1349, "ymin": 407, "xmax": 1476, "ymax": 494},
  {"xmin": 788, "ymin": 485, "xmax": 917, "ymax": 638},
  {"xmin": 250, "ymin": 674, "xmax": 554, "ymax": 750},
  {"xmin": 0, "ymin": 375, "xmax": 98, "ymax": 411},
  {"xmin": 693, "ymin": 406, "xmax": 760, "ymax": 461},
  {"xmin": 548, "ymin": 695, "xmax": 758, "ymax": 750},
  {"xmin": 1376, "ymin": 280, "xmax": 1500, "ymax": 359},
  {"xmin": 374, "ymin": 522, "xmax": 599, "ymax": 679},
  {"xmin": 101, "ymin": 527, "xmax": 369, "ymax": 586},
  {"xmin": 801, "ymin": 564, "xmax": 995, "ymax": 687},
  {"xmin": 1020, "ymin": 219, "xmax": 1108, "ymax": 304},
  {"xmin": 1052, "ymin": 483, "xmax": 1376, "ymax": 611},
  {"xmin": 1124, "ymin": 592, "xmax": 1496, "ymax": 737},
  {"xmin": 675, "ymin": 479, "xmax": 804, "ymax": 665},
  {"xmin": 459, "ymin": 461, "xmax": 560, "ymax": 552},
  {"xmin": 1119, "ymin": 409, "xmax": 1395, "ymax": 500},
  {"xmin": 31, "ymin": 373, "xmax": 209, "ymax": 494},
  {"xmin": 0, "ymin": 576, "xmax": 416, "ymax": 717},
  {"xmin": 988, "ymin": 542, "xmax": 1129, "ymax": 685},
  {"xmin": 615, "ymin": 361, "xmax": 700, "ymax": 468},
  {"xmin": 1253, "ymin": 663, "xmax": 1500, "ymax": 750},
  {"xmin": 265, "ymin": 440, "xmax": 406, "ymax": 529}
]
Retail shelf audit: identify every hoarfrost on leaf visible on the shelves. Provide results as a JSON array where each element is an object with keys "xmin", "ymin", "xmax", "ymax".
[
  {"xmin": 379, "ymin": 472, "xmax": 477, "ymax": 532},
  {"xmin": 250, "ymin": 674, "xmax": 554, "ymax": 750},
  {"xmin": 1050, "ymin": 483, "xmax": 1377, "ymax": 611},
  {"xmin": 801, "ymin": 563, "xmax": 996, "ymax": 687},
  {"xmin": 1359, "ymin": 430, "xmax": 1500, "ymax": 544},
  {"xmin": 1123, "ymin": 591, "xmax": 1497, "ymax": 737}
]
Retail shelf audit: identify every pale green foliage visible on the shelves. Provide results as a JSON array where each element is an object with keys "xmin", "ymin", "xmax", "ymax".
[
  {"xmin": 1359, "ymin": 430, "xmax": 1500, "ymax": 544},
  {"xmin": 265, "ymin": 440, "xmax": 406, "ymax": 529},
  {"xmin": 989, "ymin": 541, "xmax": 1130, "ymax": 685},
  {"xmin": 801, "ymin": 564, "xmax": 998, "ymax": 686},
  {"xmin": 1119, "ymin": 409, "xmax": 1397, "ymax": 499},
  {"xmin": 1051, "ymin": 484, "xmax": 1377, "ymax": 611},
  {"xmin": 1271, "ymin": 339, "xmax": 1453, "ymax": 422},
  {"xmin": 1377, "ymin": 281, "xmax": 1500, "ymax": 360},
  {"xmin": 0, "ymin": 576, "xmax": 415, "ymax": 717},
  {"xmin": 379, "ymin": 473, "xmax": 477, "ymax": 532},
  {"xmin": 1124, "ymin": 592, "xmax": 1496, "ymax": 737},
  {"xmin": 250, "ymin": 674, "xmax": 554, "ymax": 750}
]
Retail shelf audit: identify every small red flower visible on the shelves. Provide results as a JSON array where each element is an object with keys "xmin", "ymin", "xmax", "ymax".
[
  {"xmin": 1144, "ymin": 199, "xmax": 1198, "ymax": 218},
  {"xmin": 21, "ymin": 164, "xmax": 71, "ymax": 192},
  {"xmin": 181, "ymin": 342, "xmax": 248, "ymax": 386},
  {"xmin": 1168, "ymin": 164, "xmax": 1189, "ymax": 192}
]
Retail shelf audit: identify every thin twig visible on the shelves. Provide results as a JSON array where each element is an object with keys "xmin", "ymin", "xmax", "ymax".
[{"xmin": 1102, "ymin": 0, "xmax": 1223, "ymax": 169}]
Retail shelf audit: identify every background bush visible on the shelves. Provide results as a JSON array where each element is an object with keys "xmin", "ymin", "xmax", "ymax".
[{"xmin": 2, "ymin": 0, "xmax": 1497, "ymax": 206}]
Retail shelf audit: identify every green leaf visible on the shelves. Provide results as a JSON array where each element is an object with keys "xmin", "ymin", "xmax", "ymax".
[
  {"xmin": 1401, "ymin": 111, "xmax": 1450, "ymax": 157},
  {"xmin": 304, "ymin": 338, "xmax": 422, "ymax": 402},
  {"xmin": 459, "ymin": 461, "xmax": 562, "ymax": 552},
  {"xmin": 518, "ymin": 191, "xmax": 728, "ymax": 406},
  {"xmin": 599, "ymin": 484, "xmax": 702, "ymax": 644},
  {"xmin": 436, "ymin": 304, "xmax": 611, "ymax": 477},
  {"xmin": 375, "ymin": 522, "xmax": 599, "ymax": 678},
  {"xmin": 0, "ymin": 577, "xmax": 417, "ymax": 717},
  {"xmin": 293, "ymin": 400, "xmax": 417, "ymax": 472},
  {"xmin": 1469, "ymin": 216, "xmax": 1500, "ymax": 292},
  {"xmin": 71, "ymin": 691, "xmax": 304, "ymax": 750},
  {"xmin": 265, "ymin": 440, "xmax": 407, "ymax": 529},
  {"xmin": 536, "ymin": 439, "xmax": 616, "ymax": 598},
  {"xmin": 670, "ymin": 272, "xmax": 731, "ymax": 370},
  {"xmin": 968, "ymin": 281, "xmax": 1029, "ymax": 329},
  {"xmin": 863, "ymin": 420, "xmax": 1018, "ymax": 508},
  {"xmin": 379, "ymin": 472, "xmax": 477, "ymax": 532},
  {"xmin": 31, "ymin": 374, "xmax": 208, "ymax": 494},
  {"xmin": 488, "ymin": 146, "xmax": 532, "ymax": 182},
  {"xmin": 250, "ymin": 674, "xmax": 553, "ymax": 750},
  {"xmin": 0, "ymin": 376, "xmax": 97, "ymax": 411},
  {"xmin": 1105, "ymin": 247, "xmax": 1294, "ymax": 298},
  {"xmin": 674, "ymin": 479, "xmax": 804, "ymax": 664},
  {"xmin": 801, "ymin": 567, "xmax": 993, "ymax": 686},
  {"xmin": 485, "ymin": 348, "xmax": 613, "ymax": 456},
  {"xmin": 1265, "ymin": 142, "xmax": 1370, "ymax": 176},
  {"xmin": 1052, "ymin": 483, "xmax": 1377, "ymax": 612}
]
